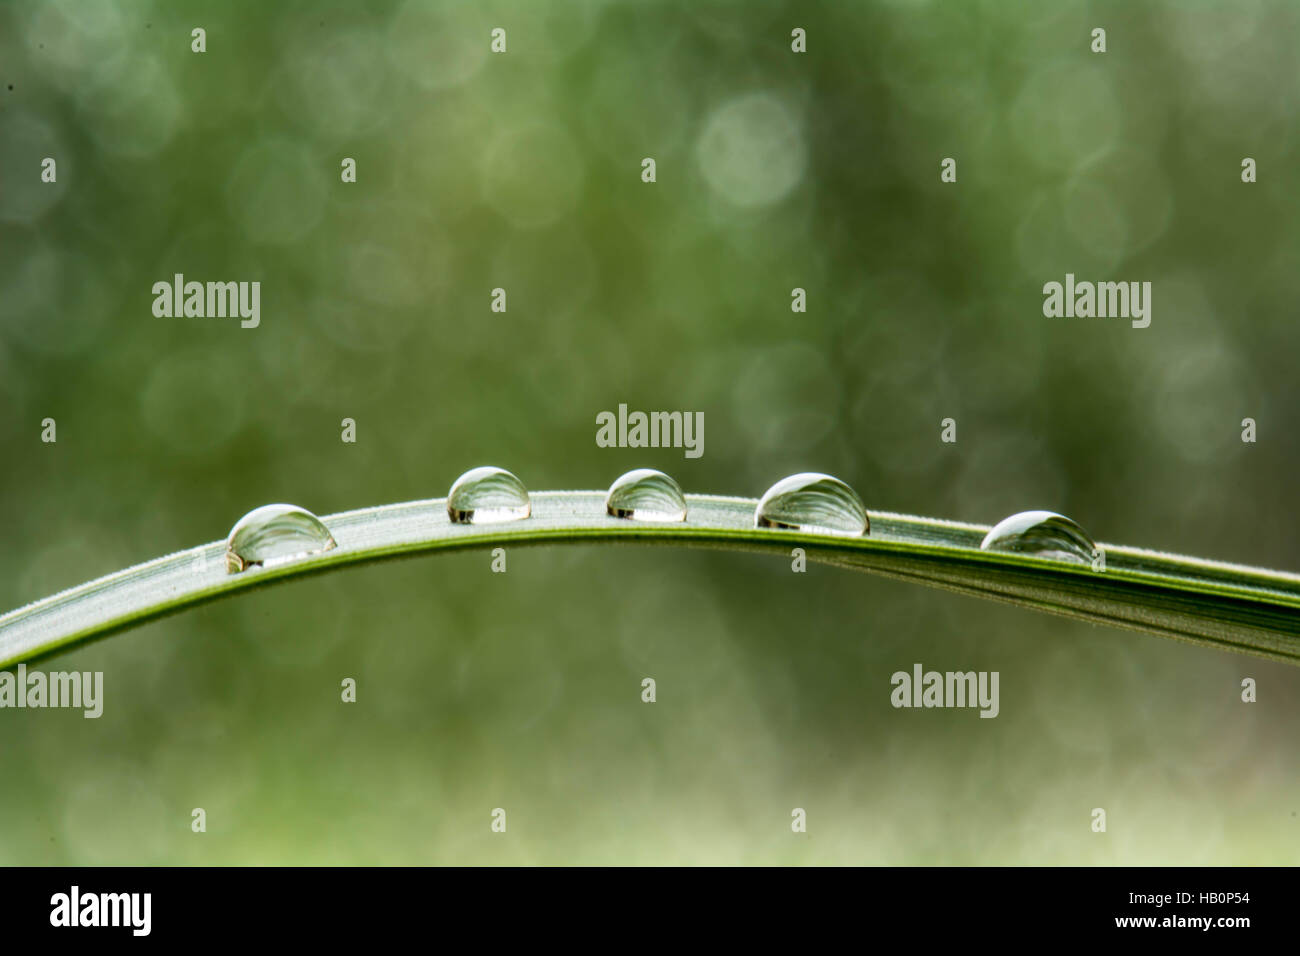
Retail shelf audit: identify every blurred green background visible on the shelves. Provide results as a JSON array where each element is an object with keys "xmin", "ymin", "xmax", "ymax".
[{"xmin": 2, "ymin": 0, "xmax": 1298, "ymax": 864}]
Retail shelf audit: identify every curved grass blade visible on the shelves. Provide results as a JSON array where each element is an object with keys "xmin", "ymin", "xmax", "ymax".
[{"xmin": 2, "ymin": 492, "xmax": 1298, "ymax": 668}]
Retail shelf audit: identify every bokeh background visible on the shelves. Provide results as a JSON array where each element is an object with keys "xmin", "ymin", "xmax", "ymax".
[{"xmin": 2, "ymin": 0, "xmax": 1298, "ymax": 864}]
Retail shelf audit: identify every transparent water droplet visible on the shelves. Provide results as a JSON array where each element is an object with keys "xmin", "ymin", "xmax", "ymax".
[
  {"xmin": 754, "ymin": 472, "xmax": 869, "ymax": 536},
  {"xmin": 979, "ymin": 510, "xmax": 1096, "ymax": 565},
  {"xmin": 447, "ymin": 466, "xmax": 531, "ymax": 524},
  {"xmin": 225, "ymin": 503, "xmax": 337, "ymax": 573},
  {"xmin": 605, "ymin": 468, "xmax": 687, "ymax": 522}
]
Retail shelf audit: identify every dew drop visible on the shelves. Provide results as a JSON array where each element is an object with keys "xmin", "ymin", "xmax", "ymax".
[
  {"xmin": 605, "ymin": 468, "xmax": 687, "ymax": 522},
  {"xmin": 447, "ymin": 466, "xmax": 531, "ymax": 524},
  {"xmin": 979, "ymin": 510, "xmax": 1096, "ymax": 565},
  {"xmin": 225, "ymin": 503, "xmax": 337, "ymax": 573},
  {"xmin": 754, "ymin": 472, "xmax": 869, "ymax": 536}
]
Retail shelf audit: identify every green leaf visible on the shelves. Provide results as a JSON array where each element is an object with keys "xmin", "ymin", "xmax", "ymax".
[{"xmin": 2, "ymin": 491, "xmax": 1298, "ymax": 668}]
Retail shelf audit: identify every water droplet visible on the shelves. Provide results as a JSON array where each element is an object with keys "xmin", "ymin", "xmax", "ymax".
[
  {"xmin": 605, "ymin": 468, "xmax": 687, "ymax": 522},
  {"xmin": 979, "ymin": 510, "xmax": 1096, "ymax": 565},
  {"xmin": 754, "ymin": 473, "xmax": 869, "ymax": 536},
  {"xmin": 225, "ymin": 504, "xmax": 337, "ymax": 573},
  {"xmin": 447, "ymin": 466, "xmax": 531, "ymax": 524}
]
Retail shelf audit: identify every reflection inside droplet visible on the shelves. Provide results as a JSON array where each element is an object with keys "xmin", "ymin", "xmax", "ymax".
[
  {"xmin": 226, "ymin": 503, "xmax": 337, "ymax": 573},
  {"xmin": 446, "ymin": 466, "xmax": 531, "ymax": 524},
  {"xmin": 979, "ymin": 510, "xmax": 1096, "ymax": 565},
  {"xmin": 605, "ymin": 468, "xmax": 687, "ymax": 522},
  {"xmin": 754, "ymin": 472, "xmax": 869, "ymax": 536}
]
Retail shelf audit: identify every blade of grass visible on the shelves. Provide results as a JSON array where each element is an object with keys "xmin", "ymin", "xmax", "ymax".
[{"xmin": 2, "ymin": 491, "xmax": 1298, "ymax": 667}]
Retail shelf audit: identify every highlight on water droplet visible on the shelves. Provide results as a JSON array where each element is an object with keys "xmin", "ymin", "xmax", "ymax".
[
  {"xmin": 979, "ymin": 510, "xmax": 1096, "ymax": 565},
  {"xmin": 754, "ymin": 472, "xmax": 869, "ymax": 536},
  {"xmin": 605, "ymin": 468, "xmax": 687, "ymax": 522},
  {"xmin": 446, "ymin": 466, "xmax": 531, "ymax": 524},
  {"xmin": 225, "ymin": 503, "xmax": 337, "ymax": 573}
]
